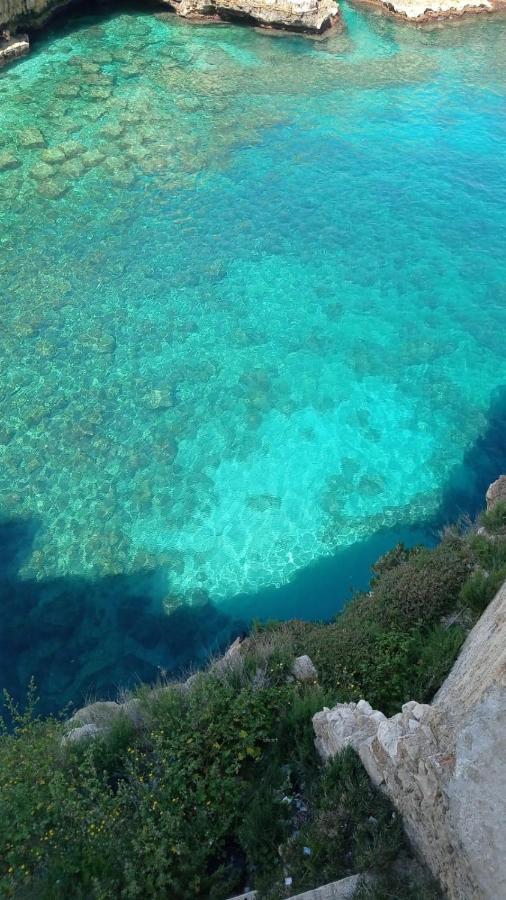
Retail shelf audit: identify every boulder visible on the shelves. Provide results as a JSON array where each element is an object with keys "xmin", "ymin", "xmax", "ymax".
[
  {"xmin": 291, "ymin": 654, "xmax": 318, "ymax": 684},
  {"xmin": 0, "ymin": 33, "xmax": 29, "ymax": 66},
  {"xmin": 61, "ymin": 723, "xmax": 102, "ymax": 746},
  {"xmin": 68, "ymin": 700, "xmax": 123, "ymax": 730},
  {"xmin": 486, "ymin": 475, "xmax": 506, "ymax": 511}
]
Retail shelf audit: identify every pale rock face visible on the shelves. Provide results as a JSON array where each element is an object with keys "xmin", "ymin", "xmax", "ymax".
[
  {"xmin": 0, "ymin": 0, "xmax": 339, "ymax": 35},
  {"xmin": 313, "ymin": 578, "xmax": 506, "ymax": 900},
  {"xmin": 0, "ymin": 32, "xmax": 29, "ymax": 63},
  {"xmin": 61, "ymin": 723, "xmax": 102, "ymax": 745},
  {"xmin": 448, "ymin": 687, "xmax": 506, "ymax": 900},
  {"xmin": 291, "ymin": 654, "xmax": 319, "ymax": 684},
  {"xmin": 0, "ymin": 0, "xmax": 68, "ymax": 29},
  {"xmin": 486, "ymin": 474, "xmax": 506, "ymax": 511},
  {"xmin": 67, "ymin": 700, "xmax": 123, "ymax": 730},
  {"xmin": 171, "ymin": 0, "xmax": 339, "ymax": 32},
  {"xmin": 350, "ymin": 0, "xmax": 502, "ymax": 22}
]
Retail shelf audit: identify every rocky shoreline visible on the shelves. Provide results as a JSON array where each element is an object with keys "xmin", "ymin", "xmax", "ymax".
[
  {"xmin": 1, "ymin": 0, "xmax": 506, "ymax": 68},
  {"xmin": 0, "ymin": 0, "xmax": 341, "ymax": 65},
  {"xmin": 350, "ymin": 0, "xmax": 506, "ymax": 25}
]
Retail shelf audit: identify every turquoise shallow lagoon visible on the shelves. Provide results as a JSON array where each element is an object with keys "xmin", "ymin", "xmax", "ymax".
[{"xmin": 1, "ymin": 1, "xmax": 506, "ymax": 710}]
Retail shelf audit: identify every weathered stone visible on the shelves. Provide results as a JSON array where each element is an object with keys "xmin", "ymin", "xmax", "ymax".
[
  {"xmin": 173, "ymin": 0, "xmax": 339, "ymax": 31},
  {"xmin": 291, "ymin": 654, "xmax": 318, "ymax": 684},
  {"xmin": 486, "ymin": 474, "xmax": 506, "ymax": 511},
  {"xmin": 0, "ymin": 150, "xmax": 20, "ymax": 171},
  {"xmin": 350, "ymin": 0, "xmax": 503, "ymax": 23},
  {"xmin": 36, "ymin": 179, "xmax": 68, "ymax": 199},
  {"xmin": 80, "ymin": 148, "xmax": 106, "ymax": 169},
  {"xmin": 68, "ymin": 700, "xmax": 122, "ymax": 730},
  {"xmin": 41, "ymin": 146, "xmax": 66, "ymax": 164},
  {"xmin": 0, "ymin": 32, "xmax": 29, "ymax": 65},
  {"xmin": 61, "ymin": 723, "xmax": 101, "ymax": 746},
  {"xmin": 313, "ymin": 577, "xmax": 506, "ymax": 900},
  {"xmin": 17, "ymin": 126, "xmax": 45, "ymax": 148},
  {"xmin": 29, "ymin": 161, "xmax": 54, "ymax": 182},
  {"xmin": 58, "ymin": 140, "xmax": 85, "ymax": 159}
]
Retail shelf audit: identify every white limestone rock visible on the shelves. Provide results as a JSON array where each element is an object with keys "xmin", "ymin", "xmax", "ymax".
[
  {"xmin": 169, "ymin": 0, "xmax": 340, "ymax": 33},
  {"xmin": 61, "ymin": 723, "xmax": 102, "ymax": 746},
  {"xmin": 350, "ymin": 0, "xmax": 502, "ymax": 23},
  {"xmin": 291, "ymin": 654, "xmax": 318, "ymax": 684}
]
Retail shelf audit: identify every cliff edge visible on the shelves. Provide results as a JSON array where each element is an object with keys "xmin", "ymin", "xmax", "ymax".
[{"xmin": 313, "ymin": 578, "xmax": 506, "ymax": 899}]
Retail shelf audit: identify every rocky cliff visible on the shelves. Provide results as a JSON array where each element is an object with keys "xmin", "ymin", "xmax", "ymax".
[
  {"xmin": 0, "ymin": 0, "xmax": 339, "ymax": 40},
  {"xmin": 313, "ymin": 578, "xmax": 506, "ymax": 899},
  {"xmin": 0, "ymin": 0, "xmax": 69, "ymax": 29}
]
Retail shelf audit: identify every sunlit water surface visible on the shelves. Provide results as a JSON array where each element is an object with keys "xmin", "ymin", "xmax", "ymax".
[{"xmin": 1, "ymin": 2, "xmax": 506, "ymax": 709}]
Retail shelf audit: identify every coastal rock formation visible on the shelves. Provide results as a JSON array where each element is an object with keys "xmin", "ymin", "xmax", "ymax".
[
  {"xmin": 313, "ymin": 578, "xmax": 506, "ymax": 899},
  {"xmin": 351, "ymin": 0, "xmax": 505, "ymax": 24},
  {"xmin": 0, "ymin": 0, "xmax": 339, "ymax": 47},
  {"xmin": 169, "ymin": 0, "xmax": 339, "ymax": 32},
  {"xmin": 486, "ymin": 474, "xmax": 506, "ymax": 511},
  {"xmin": 0, "ymin": 0, "xmax": 69, "ymax": 30},
  {"xmin": 0, "ymin": 31, "xmax": 28, "ymax": 64}
]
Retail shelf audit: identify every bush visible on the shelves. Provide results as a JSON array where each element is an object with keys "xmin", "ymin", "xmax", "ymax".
[
  {"xmin": 371, "ymin": 542, "xmax": 423, "ymax": 583},
  {"xmin": 258, "ymin": 748, "xmax": 404, "ymax": 899},
  {"xmin": 460, "ymin": 566, "xmax": 506, "ymax": 614},
  {"xmin": 372, "ymin": 536, "xmax": 472, "ymax": 629},
  {"xmin": 480, "ymin": 501, "xmax": 506, "ymax": 535},
  {"xmin": 2, "ymin": 506, "xmax": 503, "ymax": 898}
]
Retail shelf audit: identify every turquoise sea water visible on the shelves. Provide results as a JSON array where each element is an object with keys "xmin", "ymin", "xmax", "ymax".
[{"xmin": 1, "ymin": 1, "xmax": 506, "ymax": 710}]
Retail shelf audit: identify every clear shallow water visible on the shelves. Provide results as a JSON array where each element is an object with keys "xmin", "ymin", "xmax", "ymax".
[{"xmin": 1, "ymin": 2, "xmax": 506, "ymax": 710}]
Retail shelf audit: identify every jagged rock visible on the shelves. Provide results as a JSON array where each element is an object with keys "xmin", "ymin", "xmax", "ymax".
[
  {"xmin": 1, "ymin": 0, "xmax": 339, "ymax": 36},
  {"xmin": 0, "ymin": 151, "xmax": 20, "ymax": 171},
  {"xmin": 61, "ymin": 723, "xmax": 102, "ymax": 745},
  {"xmin": 350, "ymin": 0, "xmax": 503, "ymax": 23},
  {"xmin": 486, "ymin": 474, "xmax": 506, "ymax": 511},
  {"xmin": 169, "ymin": 0, "xmax": 340, "ymax": 32},
  {"xmin": 0, "ymin": 32, "xmax": 28, "ymax": 65},
  {"xmin": 313, "ymin": 579, "xmax": 506, "ymax": 900},
  {"xmin": 17, "ymin": 126, "xmax": 45, "ymax": 148},
  {"xmin": 68, "ymin": 700, "xmax": 123, "ymax": 730},
  {"xmin": 291, "ymin": 654, "xmax": 318, "ymax": 684}
]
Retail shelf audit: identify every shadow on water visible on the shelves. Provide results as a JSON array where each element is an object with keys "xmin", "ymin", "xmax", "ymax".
[
  {"xmin": 1, "ymin": 386, "xmax": 505, "ymax": 714},
  {"xmin": 0, "ymin": 519, "xmax": 245, "ymax": 715}
]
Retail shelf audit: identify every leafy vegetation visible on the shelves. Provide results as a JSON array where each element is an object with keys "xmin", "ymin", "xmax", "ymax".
[{"xmin": 1, "ymin": 512, "xmax": 505, "ymax": 899}]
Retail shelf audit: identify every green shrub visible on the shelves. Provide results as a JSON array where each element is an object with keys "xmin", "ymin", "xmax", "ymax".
[
  {"xmin": 468, "ymin": 532, "xmax": 506, "ymax": 570},
  {"xmin": 460, "ymin": 566, "xmax": 506, "ymax": 614},
  {"xmin": 371, "ymin": 542, "xmax": 423, "ymax": 583},
  {"xmin": 479, "ymin": 501, "xmax": 506, "ymax": 535},
  {"xmin": 259, "ymin": 748, "xmax": 404, "ymax": 899},
  {"xmin": 372, "ymin": 536, "xmax": 472, "ymax": 629},
  {"xmin": 3, "ymin": 506, "xmax": 503, "ymax": 899}
]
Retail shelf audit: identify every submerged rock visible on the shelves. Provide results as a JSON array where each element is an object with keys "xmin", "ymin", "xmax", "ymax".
[
  {"xmin": 0, "ymin": 150, "xmax": 20, "ymax": 171},
  {"xmin": 17, "ymin": 126, "xmax": 45, "ymax": 149}
]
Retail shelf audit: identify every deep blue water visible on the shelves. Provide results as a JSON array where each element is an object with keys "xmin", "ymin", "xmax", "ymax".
[{"xmin": 0, "ymin": 2, "xmax": 505, "ymax": 712}]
